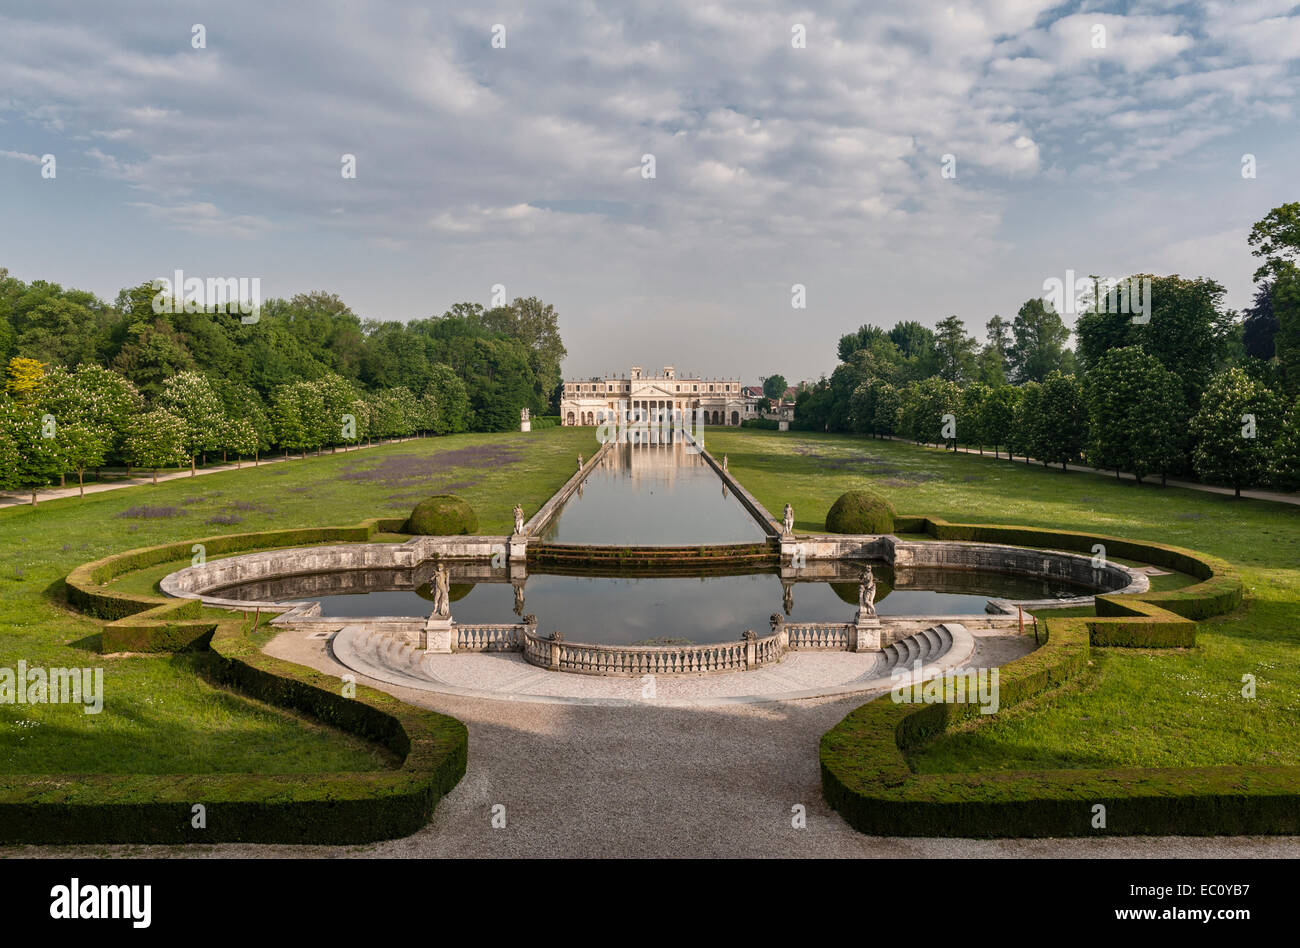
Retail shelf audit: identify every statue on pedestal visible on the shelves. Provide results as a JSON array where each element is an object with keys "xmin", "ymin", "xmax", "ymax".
[
  {"xmin": 577, "ymin": 454, "xmax": 584, "ymax": 471},
  {"xmin": 513, "ymin": 503, "xmax": 525, "ymax": 536},
  {"xmin": 782, "ymin": 503, "xmax": 794, "ymax": 536},
  {"xmin": 431, "ymin": 562, "xmax": 451, "ymax": 618},
  {"xmin": 722, "ymin": 454, "xmax": 728, "ymax": 472},
  {"xmin": 858, "ymin": 566, "xmax": 877, "ymax": 618}
]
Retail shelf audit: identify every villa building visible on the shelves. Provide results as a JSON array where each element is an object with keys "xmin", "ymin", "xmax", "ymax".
[{"xmin": 561, "ymin": 366, "xmax": 746, "ymax": 426}]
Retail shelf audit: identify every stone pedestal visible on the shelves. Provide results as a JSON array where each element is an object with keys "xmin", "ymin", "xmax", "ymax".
[
  {"xmin": 509, "ymin": 535, "xmax": 527, "ymax": 561},
  {"xmin": 424, "ymin": 615, "xmax": 454, "ymax": 653},
  {"xmin": 850, "ymin": 613, "xmax": 881, "ymax": 652},
  {"xmin": 520, "ymin": 420, "xmax": 531, "ymax": 432},
  {"xmin": 778, "ymin": 420, "xmax": 789, "ymax": 432}
]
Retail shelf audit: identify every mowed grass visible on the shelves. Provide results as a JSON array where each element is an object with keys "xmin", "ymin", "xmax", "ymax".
[
  {"xmin": 705, "ymin": 428, "xmax": 1300, "ymax": 771},
  {"xmin": 0, "ymin": 427, "xmax": 598, "ymax": 774}
]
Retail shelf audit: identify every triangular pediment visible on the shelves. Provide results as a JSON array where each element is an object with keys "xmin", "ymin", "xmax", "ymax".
[{"xmin": 635, "ymin": 384, "xmax": 679, "ymax": 397}]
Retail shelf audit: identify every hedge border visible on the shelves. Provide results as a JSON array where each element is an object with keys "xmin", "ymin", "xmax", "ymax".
[
  {"xmin": 819, "ymin": 518, "xmax": 1295, "ymax": 838},
  {"xmin": 0, "ymin": 519, "xmax": 464, "ymax": 845}
]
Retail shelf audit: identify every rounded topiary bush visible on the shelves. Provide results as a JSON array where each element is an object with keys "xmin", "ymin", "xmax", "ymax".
[
  {"xmin": 825, "ymin": 490, "xmax": 895, "ymax": 535},
  {"xmin": 403, "ymin": 495, "xmax": 479, "ymax": 535}
]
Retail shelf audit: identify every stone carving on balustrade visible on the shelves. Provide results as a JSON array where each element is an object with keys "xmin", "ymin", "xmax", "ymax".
[
  {"xmin": 782, "ymin": 503, "xmax": 794, "ymax": 536},
  {"xmin": 512, "ymin": 503, "xmax": 525, "ymax": 536}
]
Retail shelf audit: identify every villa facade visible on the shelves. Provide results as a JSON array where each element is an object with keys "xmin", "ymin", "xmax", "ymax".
[{"xmin": 561, "ymin": 366, "xmax": 747, "ymax": 426}]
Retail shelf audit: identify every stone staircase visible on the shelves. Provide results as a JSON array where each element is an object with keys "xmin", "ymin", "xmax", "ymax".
[{"xmin": 875, "ymin": 624, "xmax": 956, "ymax": 676}]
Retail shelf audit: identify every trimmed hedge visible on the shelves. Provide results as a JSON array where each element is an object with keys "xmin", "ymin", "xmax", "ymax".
[
  {"xmin": 65, "ymin": 517, "xmax": 402, "ymax": 621},
  {"xmin": 403, "ymin": 494, "xmax": 478, "ymax": 536},
  {"xmin": 900, "ymin": 516, "xmax": 1243, "ymax": 648},
  {"xmin": 825, "ymin": 489, "xmax": 896, "ymax": 535},
  {"xmin": 819, "ymin": 517, "xmax": 1289, "ymax": 838},
  {"xmin": 2, "ymin": 520, "xmax": 471, "ymax": 843},
  {"xmin": 0, "ymin": 616, "xmax": 467, "ymax": 844}
]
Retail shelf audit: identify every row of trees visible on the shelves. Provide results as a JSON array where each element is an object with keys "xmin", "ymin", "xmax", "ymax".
[
  {"xmin": 797, "ymin": 202, "xmax": 1300, "ymax": 496},
  {"xmin": 0, "ymin": 274, "xmax": 567, "ymax": 428},
  {"xmin": 0, "ymin": 358, "xmax": 473, "ymax": 502},
  {"xmin": 848, "ymin": 361, "xmax": 1300, "ymax": 494}
]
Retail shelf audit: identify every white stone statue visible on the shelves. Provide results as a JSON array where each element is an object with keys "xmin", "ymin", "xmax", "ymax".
[
  {"xmin": 722, "ymin": 454, "xmax": 728, "ymax": 472},
  {"xmin": 513, "ymin": 503, "xmax": 525, "ymax": 536},
  {"xmin": 431, "ymin": 562, "xmax": 451, "ymax": 618},
  {"xmin": 858, "ymin": 566, "xmax": 877, "ymax": 618},
  {"xmin": 521, "ymin": 407, "xmax": 530, "ymax": 422},
  {"xmin": 782, "ymin": 503, "xmax": 794, "ymax": 536},
  {"xmin": 577, "ymin": 454, "xmax": 584, "ymax": 471}
]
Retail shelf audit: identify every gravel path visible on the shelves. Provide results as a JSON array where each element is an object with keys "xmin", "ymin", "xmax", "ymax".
[{"xmin": 5, "ymin": 628, "xmax": 1298, "ymax": 858}]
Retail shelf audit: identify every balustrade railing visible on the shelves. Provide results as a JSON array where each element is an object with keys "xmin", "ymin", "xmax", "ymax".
[
  {"xmin": 455, "ymin": 623, "xmax": 527, "ymax": 652},
  {"xmin": 783, "ymin": 622, "xmax": 853, "ymax": 650},
  {"xmin": 444, "ymin": 620, "xmax": 872, "ymax": 676}
]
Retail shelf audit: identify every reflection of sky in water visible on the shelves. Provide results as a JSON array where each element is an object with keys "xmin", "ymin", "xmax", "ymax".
[
  {"xmin": 254, "ymin": 570, "xmax": 1088, "ymax": 645},
  {"xmin": 542, "ymin": 441, "xmax": 765, "ymax": 546}
]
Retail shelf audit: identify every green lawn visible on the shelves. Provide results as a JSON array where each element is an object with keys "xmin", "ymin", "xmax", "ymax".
[
  {"xmin": 0, "ymin": 427, "xmax": 598, "ymax": 774},
  {"xmin": 706, "ymin": 428, "xmax": 1300, "ymax": 772}
]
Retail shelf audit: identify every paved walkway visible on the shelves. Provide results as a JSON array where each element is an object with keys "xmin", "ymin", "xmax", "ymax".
[
  {"xmin": 9, "ymin": 627, "xmax": 1297, "ymax": 858},
  {"xmin": 0, "ymin": 439, "xmax": 419, "ymax": 508},
  {"xmin": 876, "ymin": 435, "xmax": 1299, "ymax": 506}
]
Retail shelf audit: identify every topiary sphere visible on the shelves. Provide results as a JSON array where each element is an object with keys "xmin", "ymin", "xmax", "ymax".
[
  {"xmin": 403, "ymin": 494, "xmax": 479, "ymax": 535},
  {"xmin": 824, "ymin": 490, "xmax": 895, "ymax": 535}
]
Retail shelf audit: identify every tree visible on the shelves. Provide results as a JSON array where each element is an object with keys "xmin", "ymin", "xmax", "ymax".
[
  {"xmin": 1007, "ymin": 299, "xmax": 1070, "ymax": 383},
  {"xmin": 959, "ymin": 383, "xmax": 991, "ymax": 452},
  {"xmin": 1269, "ymin": 396, "xmax": 1300, "ymax": 490},
  {"xmin": 158, "ymin": 371, "xmax": 226, "ymax": 474},
  {"xmin": 1242, "ymin": 282, "xmax": 1279, "ymax": 361},
  {"xmin": 871, "ymin": 382, "xmax": 900, "ymax": 437},
  {"xmin": 270, "ymin": 384, "xmax": 306, "ymax": 458},
  {"xmin": 426, "ymin": 363, "xmax": 469, "ymax": 434},
  {"xmin": 481, "ymin": 297, "xmax": 568, "ymax": 409},
  {"xmin": 978, "ymin": 385, "xmax": 1019, "ymax": 459},
  {"xmin": 222, "ymin": 416, "xmax": 260, "ymax": 468},
  {"xmin": 1272, "ymin": 265, "xmax": 1300, "ymax": 397},
  {"xmin": 934, "ymin": 315, "xmax": 978, "ymax": 383},
  {"xmin": 1010, "ymin": 381, "xmax": 1043, "ymax": 463},
  {"xmin": 985, "ymin": 315, "xmax": 1011, "ymax": 368},
  {"xmin": 1034, "ymin": 372, "xmax": 1087, "ymax": 470},
  {"xmin": 897, "ymin": 377, "xmax": 960, "ymax": 446},
  {"xmin": 39, "ymin": 364, "xmax": 141, "ymax": 466},
  {"xmin": 123, "ymin": 409, "xmax": 189, "ymax": 484},
  {"xmin": 1248, "ymin": 201, "xmax": 1300, "ymax": 281},
  {"xmin": 55, "ymin": 421, "xmax": 110, "ymax": 498},
  {"xmin": 0, "ymin": 401, "xmax": 65, "ymax": 503},
  {"xmin": 1084, "ymin": 347, "xmax": 1186, "ymax": 484},
  {"xmin": 762, "ymin": 374, "xmax": 787, "ymax": 400},
  {"xmin": 5, "ymin": 357, "xmax": 46, "ymax": 401},
  {"xmin": 1190, "ymin": 368, "xmax": 1285, "ymax": 497}
]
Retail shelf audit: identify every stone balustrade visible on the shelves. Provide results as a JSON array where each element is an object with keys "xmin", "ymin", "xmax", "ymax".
[
  {"xmin": 454, "ymin": 623, "xmax": 527, "ymax": 652},
  {"xmin": 782, "ymin": 622, "xmax": 854, "ymax": 650},
  {"xmin": 518, "ymin": 628, "xmax": 783, "ymax": 676}
]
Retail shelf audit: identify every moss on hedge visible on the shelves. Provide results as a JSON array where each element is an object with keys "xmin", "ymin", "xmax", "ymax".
[{"xmin": 825, "ymin": 490, "xmax": 896, "ymax": 535}]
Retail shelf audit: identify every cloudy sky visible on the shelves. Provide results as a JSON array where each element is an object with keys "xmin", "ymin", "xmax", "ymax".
[{"xmin": 1, "ymin": 0, "xmax": 1297, "ymax": 382}]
